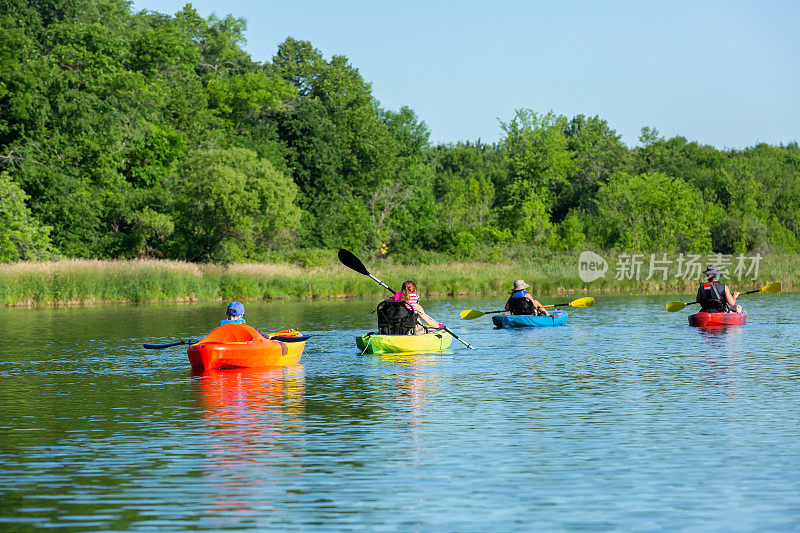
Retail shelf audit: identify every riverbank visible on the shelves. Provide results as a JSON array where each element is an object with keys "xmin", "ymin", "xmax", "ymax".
[{"xmin": 1, "ymin": 254, "xmax": 796, "ymax": 306}]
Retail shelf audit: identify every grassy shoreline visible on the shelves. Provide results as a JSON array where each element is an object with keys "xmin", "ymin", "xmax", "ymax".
[{"xmin": 1, "ymin": 254, "xmax": 797, "ymax": 307}]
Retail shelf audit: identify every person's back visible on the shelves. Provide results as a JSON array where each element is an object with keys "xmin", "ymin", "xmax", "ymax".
[
  {"xmin": 220, "ymin": 300, "xmax": 247, "ymax": 325},
  {"xmin": 377, "ymin": 300, "xmax": 419, "ymax": 335},
  {"xmin": 504, "ymin": 279, "xmax": 547, "ymax": 316},
  {"xmin": 697, "ymin": 281, "xmax": 729, "ymax": 313},
  {"xmin": 507, "ymin": 290, "xmax": 536, "ymax": 315},
  {"xmin": 377, "ymin": 280, "xmax": 442, "ymax": 335}
]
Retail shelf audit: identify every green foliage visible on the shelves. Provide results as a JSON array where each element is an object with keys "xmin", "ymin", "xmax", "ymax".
[
  {"xmin": 549, "ymin": 211, "xmax": 586, "ymax": 250},
  {"xmin": 429, "ymin": 143, "xmax": 495, "ymax": 231},
  {"xmin": 499, "ymin": 110, "xmax": 575, "ymax": 242},
  {"xmin": 0, "ymin": 3, "xmax": 797, "ymax": 266},
  {"xmin": 594, "ymin": 171, "xmax": 711, "ymax": 252},
  {"xmin": 0, "ymin": 172, "xmax": 54, "ymax": 261},
  {"xmin": 171, "ymin": 147, "xmax": 300, "ymax": 262},
  {"xmin": 207, "ymin": 70, "xmax": 294, "ymax": 125},
  {"xmin": 556, "ymin": 115, "xmax": 628, "ymax": 219}
]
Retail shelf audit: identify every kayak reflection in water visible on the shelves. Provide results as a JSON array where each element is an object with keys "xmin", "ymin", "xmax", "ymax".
[
  {"xmin": 219, "ymin": 300, "xmax": 275, "ymax": 339},
  {"xmin": 379, "ymin": 280, "xmax": 444, "ymax": 335},
  {"xmin": 696, "ymin": 265, "xmax": 742, "ymax": 313},
  {"xmin": 504, "ymin": 279, "xmax": 549, "ymax": 316}
]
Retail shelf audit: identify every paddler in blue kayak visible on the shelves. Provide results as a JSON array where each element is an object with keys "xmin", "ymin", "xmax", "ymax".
[
  {"xmin": 696, "ymin": 265, "xmax": 741, "ymax": 313},
  {"xmin": 505, "ymin": 279, "xmax": 549, "ymax": 316}
]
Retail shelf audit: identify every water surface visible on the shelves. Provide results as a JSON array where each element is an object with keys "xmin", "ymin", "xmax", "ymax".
[{"xmin": 1, "ymin": 294, "xmax": 799, "ymax": 530}]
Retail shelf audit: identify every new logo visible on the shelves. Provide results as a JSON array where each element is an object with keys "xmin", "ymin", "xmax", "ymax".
[{"xmin": 578, "ymin": 251, "xmax": 607, "ymax": 282}]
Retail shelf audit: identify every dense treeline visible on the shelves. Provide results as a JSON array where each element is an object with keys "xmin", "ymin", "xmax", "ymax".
[{"xmin": 2, "ymin": 0, "xmax": 799, "ymax": 264}]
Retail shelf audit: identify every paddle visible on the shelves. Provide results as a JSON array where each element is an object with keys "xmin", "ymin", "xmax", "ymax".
[
  {"xmin": 544, "ymin": 296, "xmax": 595, "ymax": 308},
  {"xmin": 143, "ymin": 340, "xmax": 194, "ymax": 349},
  {"xmin": 271, "ymin": 335, "xmax": 312, "ymax": 343},
  {"xmin": 460, "ymin": 296, "xmax": 595, "ymax": 320},
  {"xmin": 665, "ymin": 281, "xmax": 782, "ymax": 312},
  {"xmin": 143, "ymin": 335, "xmax": 311, "ymax": 349},
  {"xmin": 338, "ymin": 249, "xmax": 475, "ymax": 349},
  {"xmin": 460, "ymin": 309, "xmax": 504, "ymax": 320}
]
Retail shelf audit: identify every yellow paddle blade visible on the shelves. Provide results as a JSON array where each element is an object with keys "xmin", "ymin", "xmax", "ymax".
[
  {"xmin": 460, "ymin": 309, "xmax": 485, "ymax": 320},
  {"xmin": 760, "ymin": 282, "xmax": 782, "ymax": 294},
  {"xmin": 571, "ymin": 296, "xmax": 595, "ymax": 308},
  {"xmin": 665, "ymin": 301, "xmax": 688, "ymax": 312}
]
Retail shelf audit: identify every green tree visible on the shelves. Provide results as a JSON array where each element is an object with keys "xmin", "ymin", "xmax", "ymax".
[
  {"xmin": 498, "ymin": 109, "xmax": 575, "ymax": 242},
  {"xmin": 593, "ymin": 171, "xmax": 711, "ymax": 252},
  {"xmin": 170, "ymin": 147, "xmax": 300, "ymax": 262},
  {"xmin": 429, "ymin": 143, "xmax": 495, "ymax": 231},
  {"xmin": 0, "ymin": 172, "xmax": 54, "ymax": 261},
  {"xmin": 556, "ymin": 114, "xmax": 628, "ymax": 219}
]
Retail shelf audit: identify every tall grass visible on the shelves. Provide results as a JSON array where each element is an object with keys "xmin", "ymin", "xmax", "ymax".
[{"xmin": 0, "ymin": 254, "xmax": 796, "ymax": 306}]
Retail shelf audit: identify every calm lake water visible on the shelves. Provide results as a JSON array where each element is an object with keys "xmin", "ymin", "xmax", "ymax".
[{"xmin": 1, "ymin": 293, "xmax": 799, "ymax": 531}]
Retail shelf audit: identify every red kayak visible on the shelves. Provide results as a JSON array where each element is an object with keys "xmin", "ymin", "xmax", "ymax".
[{"xmin": 688, "ymin": 309, "xmax": 747, "ymax": 327}]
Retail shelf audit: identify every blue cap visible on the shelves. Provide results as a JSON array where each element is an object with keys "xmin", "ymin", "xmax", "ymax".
[{"xmin": 226, "ymin": 301, "xmax": 245, "ymax": 316}]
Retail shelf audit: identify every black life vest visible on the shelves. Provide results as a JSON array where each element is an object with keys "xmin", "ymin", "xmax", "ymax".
[
  {"xmin": 698, "ymin": 281, "xmax": 728, "ymax": 313},
  {"xmin": 507, "ymin": 296, "xmax": 535, "ymax": 315},
  {"xmin": 377, "ymin": 300, "xmax": 417, "ymax": 335}
]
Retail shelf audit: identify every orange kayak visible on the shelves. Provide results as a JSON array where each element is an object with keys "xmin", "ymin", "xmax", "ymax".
[{"xmin": 187, "ymin": 323, "xmax": 305, "ymax": 370}]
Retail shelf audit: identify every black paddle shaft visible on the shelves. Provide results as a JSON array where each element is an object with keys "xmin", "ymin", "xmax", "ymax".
[
  {"xmin": 271, "ymin": 335, "xmax": 311, "ymax": 343},
  {"xmin": 143, "ymin": 340, "xmax": 194, "ymax": 349},
  {"xmin": 144, "ymin": 335, "xmax": 311, "ymax": 349}
]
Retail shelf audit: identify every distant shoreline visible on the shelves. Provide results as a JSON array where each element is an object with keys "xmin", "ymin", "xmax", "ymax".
[{"xmin": 1, "ymin": 255, "xmax": 795, "ymax": 307}]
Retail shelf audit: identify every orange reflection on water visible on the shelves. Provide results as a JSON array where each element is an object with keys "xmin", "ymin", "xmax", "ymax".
[{"xmin": 192, "ymin": 365, "xmax": 306, "ymax": 516}]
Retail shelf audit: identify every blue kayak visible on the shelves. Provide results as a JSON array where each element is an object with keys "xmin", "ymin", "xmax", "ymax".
[{"xmin": 492, "ymin": 310, "xmax": 568, "ymax": 328}]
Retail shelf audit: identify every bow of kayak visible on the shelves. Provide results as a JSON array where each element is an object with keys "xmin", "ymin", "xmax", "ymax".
[
  {"xmin": 492, "ymin": 310, "xmax": 568, "ymax": 328},
  {"xmin": 188, "ymin": 324, "xmax": 305, "ymax": 370},
  {"xmin": 688, "ymin": 309, "xmax": 747, "ymax": 327},
  {"xmin": 356, "ymin": 331, "xmax": 453, "ymax": 354}
]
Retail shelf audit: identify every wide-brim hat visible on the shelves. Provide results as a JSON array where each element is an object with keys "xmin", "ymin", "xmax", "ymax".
[
  {"xmin": 512, "ymin": 279, "xmax": 530, "ymax": 291},
  {"xmin": 703, "ymin": 265, "xmax": 721, "ymax": 278}
]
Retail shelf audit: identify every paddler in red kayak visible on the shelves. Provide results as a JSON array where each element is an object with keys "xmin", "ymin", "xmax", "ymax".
[
  {"xmin": 696, "ymin": 265, "xmax": 741, "ymax": 313},
  {"xmin": 505, "ymin": 279, "xmax": 550, "ymax": 316}
]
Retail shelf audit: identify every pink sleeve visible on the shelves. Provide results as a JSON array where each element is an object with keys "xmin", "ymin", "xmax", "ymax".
[{"xmin": 391, "ymin": 291, "xmax": 402, "ymax": 301}]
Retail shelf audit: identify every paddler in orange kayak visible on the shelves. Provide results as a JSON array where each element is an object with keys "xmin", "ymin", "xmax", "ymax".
[
  {"xmin": 696, "ymin": 265, "xmax": 741, "ymax": 313},
  {"xmin": 220, "ymin": 301, "xmax": 246, "ymax": 325},
  {"xmin": 219, "ymin": 301, "xmax": 275, "ymax": 338}
]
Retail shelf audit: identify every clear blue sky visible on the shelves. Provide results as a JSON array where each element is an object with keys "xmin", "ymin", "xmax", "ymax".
[{"xmin": 132, "ymin": 1, "xmax": 799, "ymax": 149}]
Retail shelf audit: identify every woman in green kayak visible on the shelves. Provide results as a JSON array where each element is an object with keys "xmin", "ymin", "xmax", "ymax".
[{"xmin": 381, "ymin": 280, "xmax": 444, "ymax": 335}]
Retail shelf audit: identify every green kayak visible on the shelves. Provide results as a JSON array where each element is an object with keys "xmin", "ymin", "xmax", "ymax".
[{"xmin": 356, "ymin": 331, "xmax": 453, "ymax": 354}]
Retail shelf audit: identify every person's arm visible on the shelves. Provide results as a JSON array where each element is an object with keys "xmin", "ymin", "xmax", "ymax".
[
  {"xmin": 504, "ymin": 298, "xmax": 511, "ymax": 311},
  {"xmin": 725, "ymin": 286, "xmax": 739, "ymax": 306},
  {"xmin": 256, "ymin": 328, "xmax": 273, "ymax": 339},
  {"xmin": 414, "ymin": 304, "xmax": 442, "ymax": 328},
  {"xmin": 527, "ymin": 294, "xmax": 549, "ymax": 315}
]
